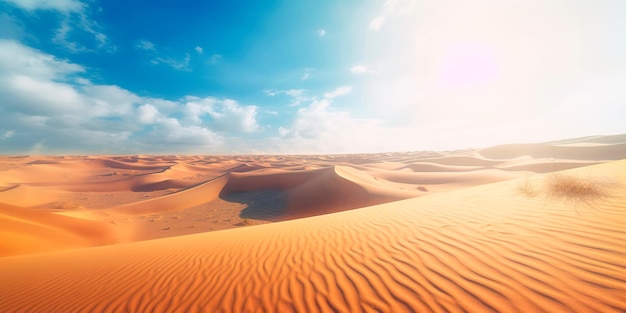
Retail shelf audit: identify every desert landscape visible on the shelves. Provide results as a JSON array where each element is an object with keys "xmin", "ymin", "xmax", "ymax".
[
  {"xmin": 1, "ymin": 134, "xmax": 625, "ymax": 312},
  {"xmin": 3, "ymin": 0, "xmax": 626, "ymax": 311}
]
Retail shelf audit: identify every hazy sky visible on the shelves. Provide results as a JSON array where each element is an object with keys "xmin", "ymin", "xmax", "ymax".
[{"xmin": 0, "ymin": 0, "xmax": 624, "ymax": 154}]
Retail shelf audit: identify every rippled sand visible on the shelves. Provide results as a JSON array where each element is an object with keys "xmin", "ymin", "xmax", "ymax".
[{"xmin": 1, "ymin": 135, "xmax": 625, "ymax": 312}]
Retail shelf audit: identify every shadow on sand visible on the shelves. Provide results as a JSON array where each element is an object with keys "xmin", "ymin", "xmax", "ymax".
[{"xmin": 220, "ymin": 189, "xmax": 288, "ymax": 221}]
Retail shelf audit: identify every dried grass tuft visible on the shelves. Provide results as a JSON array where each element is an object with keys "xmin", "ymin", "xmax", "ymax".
[
  {"xmin": 545, "ymin": 173, "xmax": 620, "ymax": 207},
  {"xmin": 518, "ymin": 173, "xmax": 621, "ymax": 212}
]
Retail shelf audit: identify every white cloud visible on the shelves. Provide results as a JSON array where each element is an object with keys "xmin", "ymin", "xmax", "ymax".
[
  {"xmin": 82, "ymin": 85, "xmax": 138, "ymax": 116},
  {"xmin": 324, "ymin": 86, "xmax": 352, "ymax": 98},
  {"xmin": 1, "ymin": 0, "xmax": 84, "ymax": 13},
  {"xmin": 287, "ymin": 89, "xmax": 312, "ymax": 106},
  {"xmin": 136, "ymin": 39, "xmax": 156, "ymax": 51},
  {"xmin": 208, "ymin": 54, "xmax": 222, "ymax": 64},
  {"xmin": 195, "ymin": 46, "xmax": 203, "ymax": 54},
  {"xmin": 278, "ymin": 127, "xmax": 290, "ymax": 137},
  {"xmin": 270, "ymin": 88, "xmax": 508, "ymax": 153},
  {"xmin": 135, "ymin": 40, "xmax": 191, "ymax": 71},
  {"xmin": 153, "ymin": 53, "xmax": 191, "ymax": 71},
  {"xmin": 212, "ymin": 99, "xmax": 260, "ymax": 133},
  {"xmin": 300, "ymin": 68, "xmax": 315, "ymax": 81},
  {"xmin": 265, "ymin": 89, "xmax": 304, "ymax": 97},
  {"xmin": 275, "ymin": 98, "xmax": 411, "ymax": 153},
  {"xmin": 28, "ymin": 141, "xmax": 45, "ymax": 154},
  {"xmin": 6, "ymin": 0, "xmax": 116, "ymax": 53},
  {"xmin": 0, "ymin": 39, "xmax": 84, "ymax": 80},
  {"xmin": 300, "ymin": 67, "xmax": 315, "ymax": 80},
  {"xmin": 290, "ymin": 99, "xmax": 333, "ymax": 139},
  {"xmin": 350, "ymin": 65, "xmax": 369, "ymax": 74},
  {"xmin": 53, "ymin": 16, "xmax": 115, "ymax": 53},
  {"xmin": 184, "ymin": 97, "xmax": 260, "ymax": 133},
  {"xmin": 153, "ymin": 118, "xmax": 223, "ymax": 146},
  {"xmin": 2, "ymin": 130, "xmax": 14, "ymax": 139},
  {"xmin": 0, "ymin": 40, "xmax": 259, "ymax": 154},
  {"xmin": 285, "ymin": 89, "xmax": 305, "ymax": 97},
  {"xmin": 74, "ymin": 77, "xmax": 91, "ymax": 85},
  {"xmin": 370, "ymin": 0, "xmax": 416, "ymax": 31},
  {"xmin": 317, "ymin": 29, "xmax": 326, "ymax": 37},
  {"xmin": 264, "ymin": 88, "xmax": 311, "ymax": 106},
  {"xmin": 184, "ymin": 97, "xmax": 216, "ymax": 123},
  {"xmin": 5, "ymin": 75, "xmax": 84, "ymax": 115},
  {"xmin": 137, "ymin": 104, "xmax": 159, "ymax": 124}
]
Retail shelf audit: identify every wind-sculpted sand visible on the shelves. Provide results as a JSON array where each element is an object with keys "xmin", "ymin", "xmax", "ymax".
[{"xmin": 1, "ymin": 136, "xmax": 625, "ymax": 312}]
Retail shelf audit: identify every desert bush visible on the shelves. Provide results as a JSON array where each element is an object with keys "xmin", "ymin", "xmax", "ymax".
[
  {"xmin": 544, "ymin": 173, "xmax": 620, "ymax": 208},
  {"xmin": 548, "ymin": 174, "xmax": 609, "ymax": 199},
  {"xmin": 518, "ymin": 173, "xmax": 621, "ymax": 210},
  {"xmin": 517, "ymin": 176, "xmax": 538, "ymax": 198}
]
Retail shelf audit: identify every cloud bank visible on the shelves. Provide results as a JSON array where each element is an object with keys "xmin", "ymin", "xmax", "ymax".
[{"xmin": 0, "ymin": 40, "xmax": 260, "ymax": 154}]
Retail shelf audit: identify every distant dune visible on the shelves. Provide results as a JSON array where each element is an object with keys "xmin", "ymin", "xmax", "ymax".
[{"xmin": 0, "ymin": 135, "xmax": 625, "ymax": 312}]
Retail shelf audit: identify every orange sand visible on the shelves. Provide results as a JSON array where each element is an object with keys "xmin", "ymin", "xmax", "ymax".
[{"xmin": 0, "ymin": 136, "xmax": 625, "ymax": 312}]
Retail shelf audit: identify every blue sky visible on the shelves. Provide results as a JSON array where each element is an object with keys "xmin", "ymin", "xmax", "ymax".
[{"xmin": 0, "ymin": 0, "xmax": 625, "ymax": 154}]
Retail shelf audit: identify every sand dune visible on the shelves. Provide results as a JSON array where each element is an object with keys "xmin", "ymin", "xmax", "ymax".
[
  {"xmin": 112, "ymin": 175, "xmax": 229, "ymax": 215},
  {"xmin": 0, "ymin": 203, "xmax": 122, "ymax": 256},
  {"xmin": 546, "ymin": 133, "xmax": 626, "ymax": 145},
  {"xmin": 410, "ymin": 155, "xmax": 504, "ymax": 167},
  {"xmin": 400, "ymin": 162, "xmax": 485, "ymax": 172},
  {"xmin": 1, "ymin": 159, "xmax": 624, "ymax": 312},
  {"xmin": 0, "ymin": 184, "xmax": 62, "ymax": 207},
  {"xmin": 1, "ymin": 135, "xmax": 625, "ymax": 311},
  {"xmin": 495, "ymin": 159, "xmax": 603, "ymax": 173},
  {"xmin": 478, "ymin": 140, "xmax": 626, "ymax": 160},
  {"xmin": 0, "ymin": 136, "xmax": 623, "ymax": 250}
]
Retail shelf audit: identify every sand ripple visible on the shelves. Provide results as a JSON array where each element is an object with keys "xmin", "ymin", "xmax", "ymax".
[{"xmin": 1, "ymin": 160, "xmax": 625, "ymax": 312}]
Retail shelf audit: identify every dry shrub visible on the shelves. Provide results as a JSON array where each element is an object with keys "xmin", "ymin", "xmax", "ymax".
[
  {"xmin": 518, "ymin": 176, "xmax": 538, "ymax": 198},
  {"xmin": 517, "ymin": 173, "xmax": 622, "ymax": 212},
  {"xmin": 545, "ymin": 173, "xmax": 620, "ymax": 207}
]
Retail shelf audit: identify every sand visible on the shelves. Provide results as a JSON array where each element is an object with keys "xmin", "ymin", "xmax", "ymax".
[{"xmin": 0, "ymin": 136, "xmax": 625, "ymax": 312}]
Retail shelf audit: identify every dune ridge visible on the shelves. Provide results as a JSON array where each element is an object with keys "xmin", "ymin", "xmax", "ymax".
[
  {"xmin": 111, "ymin": 175, "xmax": 229, "ymax": 215},
  {"xmin": 0, "ymin": 160, "xmax": 624, "ymax": 312},
  {"xmin": 478, "ymin": 142, "xmax": 626, "ymax": 160},
  {"xmin": 0, "ymin": 135, "xmax": 624, "ymax": 253}
]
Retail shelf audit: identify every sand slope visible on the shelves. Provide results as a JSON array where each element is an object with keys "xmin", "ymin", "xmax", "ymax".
[
  {"xmin": 478, "ymin": 141, "xmax": 626, "ymax": 160},
  {"xmin": 1, "ymin": 159, "xmax": 624, "ymax": 312},
  {"xmin": 0, "ymin": 136, "xmax": 624, "ymax": 255},
  {"xmin": 0, "ymin": 203, "xmax": 122, "ymax": 256}
]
